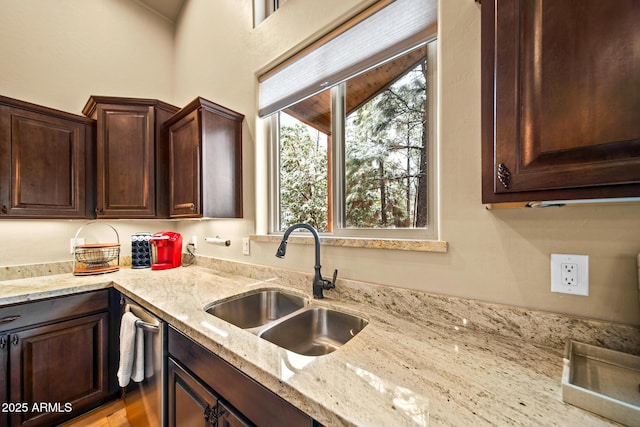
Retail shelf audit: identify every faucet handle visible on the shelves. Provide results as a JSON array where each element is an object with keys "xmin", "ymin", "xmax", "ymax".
[{"xmin": 329, "ymin": 269, "xmax": 338, "ymax": 289}]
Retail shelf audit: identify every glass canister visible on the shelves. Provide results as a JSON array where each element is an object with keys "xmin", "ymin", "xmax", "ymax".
[{"xmin": 131, "ymin": 232, "xmax": 152, "ymax": 269}]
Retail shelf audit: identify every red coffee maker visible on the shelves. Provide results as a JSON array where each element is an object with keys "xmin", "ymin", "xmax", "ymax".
[{"xmin": 150, "ymin": 232, "xmax": 182, "ymax": 270}]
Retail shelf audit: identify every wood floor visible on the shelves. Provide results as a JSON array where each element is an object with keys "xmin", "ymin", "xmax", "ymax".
[
  {"xmin": 60, "ymin": 385, "xmax": 159, "ymax": 426},
  {"xmin": 59, "ymin": 400, "xmax": 132, "ymax": 427}
]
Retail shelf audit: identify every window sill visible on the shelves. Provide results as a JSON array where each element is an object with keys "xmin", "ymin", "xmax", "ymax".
[{"xmin": 249, "ymin": 234, "xmax": 448, "ymax": 253}]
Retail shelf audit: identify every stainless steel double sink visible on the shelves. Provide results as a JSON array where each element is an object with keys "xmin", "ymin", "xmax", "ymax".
[{"xmin": 204, "ymin": 289, "xmax": 368, "ymax": 356}]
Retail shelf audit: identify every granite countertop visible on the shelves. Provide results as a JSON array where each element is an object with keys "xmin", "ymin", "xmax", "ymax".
[{"xmin": 0, "ymin": 260, "xmax": 634, "ymax": 426}]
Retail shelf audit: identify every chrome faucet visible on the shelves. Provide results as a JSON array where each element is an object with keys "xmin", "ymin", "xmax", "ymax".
[{"xmin": 275, "ymin": 223, "xmax": 337, "ymax": 299}]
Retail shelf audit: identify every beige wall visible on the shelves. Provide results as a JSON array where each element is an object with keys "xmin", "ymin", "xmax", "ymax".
[
  {"xmin": 1, "ymin": 0, "xmax": 639, "ymax": 326},
  {"xmin": 0, "ymin": 0, "xmax": 175, "ymax": 113}
]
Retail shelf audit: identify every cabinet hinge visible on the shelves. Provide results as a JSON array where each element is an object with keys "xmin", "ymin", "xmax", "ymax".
[{"xmin": 497, "ymin": 163, "xmax": 512, "ymax": 189}]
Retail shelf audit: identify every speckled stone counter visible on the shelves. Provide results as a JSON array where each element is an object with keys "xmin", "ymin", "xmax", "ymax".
[{"xmin": 1, "ymin": 257, "xmax": 638, "ymax": 426}]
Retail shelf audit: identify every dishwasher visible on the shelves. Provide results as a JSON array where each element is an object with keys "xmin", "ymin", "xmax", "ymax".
[{"xmin": 120, "ymin": 297, "xmax": 165, "ymax": 427}]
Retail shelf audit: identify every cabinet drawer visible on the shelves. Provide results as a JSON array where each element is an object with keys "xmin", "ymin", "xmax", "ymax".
[
  {"xmin": 168, "ymin": 326, "xmax": 315, "ymax": 427},
  {"xmin": 0, "ymin": 289, "xmax": 109, "ymax": 332}
]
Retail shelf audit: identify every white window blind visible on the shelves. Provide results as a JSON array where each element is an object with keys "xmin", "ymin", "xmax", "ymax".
[{"xmin": 258, "ymin": 0, "xmax": 437, "ymax": 117}]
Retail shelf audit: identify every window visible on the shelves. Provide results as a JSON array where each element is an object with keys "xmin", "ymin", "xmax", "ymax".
[
  {"xmin": 261, "ymin": 0, "xmax": 438, "ymax": 239},
  {"xmin": 277, "ymin": 105, "xmax": 330, "ymax": 232},
  {"xmin": 271, "ymin": 41, "xmax": 437, "ymax": 239},
  {"xmin": 253, "ymin": 0, "xmax": 286, "ymax": 27}
]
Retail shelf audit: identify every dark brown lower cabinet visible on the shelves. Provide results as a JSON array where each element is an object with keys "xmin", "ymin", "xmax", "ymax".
[
  {"xmin": 168, "ymin": 358, "xmax": 251, "ymax": 427},
  {"xmin": 168, "ymin": 326, "xmax": 320, "ymax": 427},
  {"xmin": 217, "ymin": 403, "xmax": 253, "ymax": 427},
  {"xmin": 0, "ymin": 290, "xmax": 116, "ymax": 427},
  {"xmin": 0, "ymin": 333, "xmax": 8, "ymax": 427}
]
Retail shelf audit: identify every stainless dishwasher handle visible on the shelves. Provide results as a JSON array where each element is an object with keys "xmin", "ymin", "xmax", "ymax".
[
  {"xmin": 0, "ymin": 315, "xmax": 20, "ymax": 324},
  {"xmin": 124, "ymin": 302, "xmax": 160, "ymax": 333},
  {"xmin": 134, "ymin": 319, "xmax": 159, "ymax": 333}
]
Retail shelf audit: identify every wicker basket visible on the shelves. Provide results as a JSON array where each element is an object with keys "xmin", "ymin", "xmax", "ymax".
[{"xmin": 73, "ymin": 222, "xmax": 120, "ymax": 275}]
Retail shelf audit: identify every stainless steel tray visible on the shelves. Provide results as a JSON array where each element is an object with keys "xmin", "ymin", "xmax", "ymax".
[{"xmin": 562, "ymin": 340, "xmax": 640, "ymax": 427}]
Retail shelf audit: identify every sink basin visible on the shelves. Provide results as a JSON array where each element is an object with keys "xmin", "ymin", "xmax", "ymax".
[
  {"xmin": 206, "ymin": 290, "xmax": 306, "ymax": 329},
  {"xmin": 259, "ymin": 307, "xmax": 368, "ymax": 356},
  {"xmin": 206, "ymin": 290, "xmax": 368, "ymax": 356}
]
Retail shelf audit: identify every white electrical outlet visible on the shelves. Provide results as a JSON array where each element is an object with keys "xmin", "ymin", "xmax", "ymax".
[
  {"xmin": 242, "ymin": 238, "xmax": 250, "ymax": 256},
  {"xmin": 70, "ymin": 237, "xmax": 85, "ymax": 254},
  {"xmin": 191, "ymin": 235, "xmax": 198, "ymax": 249},
  {"xmin": 561, "ymin": 263, "xmax": 577, "ymax": 286},
  {"xmin": 551, "ymin": 254, "xmax": 589, "ymax": 296}
]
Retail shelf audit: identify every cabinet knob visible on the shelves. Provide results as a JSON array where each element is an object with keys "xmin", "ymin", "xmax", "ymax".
[
  {"xmin": 0, "ymin": 205, "xmax": 7, "ymax": 214},
  {"xmin": 189, "ymin": 203, "xmax": 196, "ymax": 212},
  {"xmin": 95, "ymin": 207, "xmax": 103, "ymax": 215},
  {"xmin": 216, "ymin": 404, "xmax": 226, "ymax": 420},
  {"xmin": 209, "ymin": 402, "xmax": 221, "ymax": 427},
  {"xmin": 203, "ymin": 402, "xmax": 223, "ymax": 426}
]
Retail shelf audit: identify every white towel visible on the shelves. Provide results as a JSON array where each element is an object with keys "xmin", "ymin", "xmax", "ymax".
[{"xmin": 117, "ymin": 312, "xmax": 145, "ymax": 387}]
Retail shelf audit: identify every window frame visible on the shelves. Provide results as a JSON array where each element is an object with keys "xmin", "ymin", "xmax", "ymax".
[
  {"xmin": 253, "ymin": 0, "xmax": 280, "ymax": 27},
  {"xmin": 268, "ymin": 41, "xmax": 438, "ymax": 240}
]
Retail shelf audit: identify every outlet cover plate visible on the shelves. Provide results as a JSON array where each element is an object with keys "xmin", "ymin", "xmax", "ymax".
[{"xmin": 551, "ymin": 254, "xmax": 589, "ymax": 296}]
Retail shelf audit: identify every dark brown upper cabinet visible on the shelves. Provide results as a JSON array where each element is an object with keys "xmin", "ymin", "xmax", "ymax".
[
  {"xmin": 0, "ymin": 95, "xmax": 95, "ymax": 218},
  {"xmin": 481, "ymin": 0, "xmax": 640, "ymax": 205},
  {"xmin": 164, "ymin": 97, "xmax": 244, "ymax": 218},
  {"xmin": 83, "ymin": 96, "xmax": 179, "ymax": 218}
]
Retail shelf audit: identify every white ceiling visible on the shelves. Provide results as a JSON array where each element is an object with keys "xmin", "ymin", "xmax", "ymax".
[{"xmin": 136, "ymin": 0, "xmax": 186, "ymax": 22}]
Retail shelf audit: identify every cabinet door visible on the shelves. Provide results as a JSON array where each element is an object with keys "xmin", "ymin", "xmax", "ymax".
[
  {"xmin": 168, "ymin": 327, "xmax": 313, "ymax": 427},
  {"xmin": 218, "ymin": 402, "xmax": 253, "ymax": 427},
  {"xmin": 168, "ymin": 110, "xmax": 201, "ymax": 217},
  {"xmin": 95, "ymin": 104, "xmax": 156, "ymax": 217},
  {"xmin": 167, "ymin": 358, "xmax": 220, "ymax": 427},
  {"xmin": 166, "ymin": 97, "xmax": 244, "ymax": 219},
  {"xmin": 0, "ymin": 335, "xmax": 8, "ymax": 427},
  {"xmin": 481, "ymin": 0, "xmax": 640, "ymax": 204},
  {"xmin": 0, "ymin": 106, "xmax": 90, "ymax": 218},
  {"xmin": 9, "ymin": 312, "xmax": 109, "ymax": 427}
]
